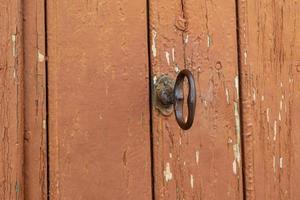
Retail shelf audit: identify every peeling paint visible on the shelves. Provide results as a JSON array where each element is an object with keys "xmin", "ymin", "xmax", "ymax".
[
  {"xmin": 234, "ymin": 76, "xmax": 239, "ymax": 99},
  {"xmin": 152, "ymin": 30, "xmax": 157, "ymax": 57},
  {"xmin": 169, "ymin": 153, "xmax": 172, "ymax": 158},
  {"xmin": 164, "ymin": 162, "xmax": 173, "ymax": 182},
  {"xmin": 185, "ymin": 34, "xmax": 189, "ymax": 44},
  {"xmin": 273, "ymin": 120, "xmax": 277, "ymax": 141},
  {"xmin": 234, "ymin": 102, "xmax": 241, "ymax": 137},
  {"xmin": 244, "ymin": 51, "xmax": 247, "ymax": 64},
  {"xmin": 225, "ymin": 88, "xmax": 230, "ymax": 104},
  {"xmin": 12, "ymin": 34, "xmax": 17, "ymax": 57},
  {"xmin": 207, "ymin": 34, "xmax": 212, "ymax": 47},
  {"xmin": 38, "ymin": 50, "xmax": 45, "ymax": 62},
  {"xmin": 190, "ymin": 174, "xmax": 194, "ymax": 188},
  {"xmin": 273, "ymin": 156, "xmax": 276, "ymax": 173},
  {"xmin": 43, "ymin": 120, "xmax": 47, "ymax": 130},
  {"xmin": 195, "ymin": 151, "xmax": 200, "ymax": 165},
  {"xmin": 174, "ymin": 64, "xmax": 180, "ymax": 73},
  {"xmin": 232, "ymin": 159, "xmax": 237, "ymax": 175},
  {"xmin": 267, "ymin": 108, "xmax": 270, "ymax": 122},
  {"xmin": 280, "ymin": 157, "xmax": 283, "ymax": 169},
  {"xmin": 172, "ymin": 48, "xmax": 175, "ymax": 62},
  {"xmin": 165, "ymin": 51, "xmax": 170, "ymax": 65}
]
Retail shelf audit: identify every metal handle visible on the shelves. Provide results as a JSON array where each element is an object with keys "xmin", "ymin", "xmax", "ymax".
[
  {"xmin": 173, "ymin": 69, "xmax": 196, "ymax": 130},
  {"xmin": 154, "ymin": 69, "xmax": 196, "ymax": 130}
]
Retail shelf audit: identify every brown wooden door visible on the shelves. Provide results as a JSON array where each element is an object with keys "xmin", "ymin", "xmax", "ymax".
[{"xmin": 1, "ymin": 0, "xmax": 300, "ymax": 200}]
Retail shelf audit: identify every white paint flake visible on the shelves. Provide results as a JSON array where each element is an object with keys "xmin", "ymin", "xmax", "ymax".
[
  {"xmin": 165, "ymin": 51, "xmax": 170, "ymax": 65},
  {"xmin": 151, "ymin": 30, "xmax": 157, "ymax": 57},
  {"xmin": 12, "ymin": 34, "xmax": 16, "ymax": 57},
  {"xmin": 234, "ymin": 102, "xmax": 241, "ymax": 136},
  {"xmin": 190, "ymin": 174, "xmax": 194, "ymax": 188},
  {"xmin": 273, "ymin": 156, "xmax": 276, "ymax": 173},
  {"xmin": 207, "ymin": 34, "xmax": 211, "ymax": 47},
  {"xmin": 195, "ymin": 151, "xmax": 200, "ymax": 165},
  {"xmin": 225, "ymin": 88, "xmax": 230, "ymax": 104},
  {"xmin": 169, "ymin": 153, "xmax": 172, "ymax": 158},
  {"xmin": 153, "ymin": 76, "xmax": 157, "ymax": 85},
  {"xmin": 232, "ymin": 159, "xmax": 237, "ymax": 175},
  {"xmin": 280, "ymin": 157, "xmax": 283, "ymax": 169},
  {"xmin": 234, "ymin": 76, "xmax": 239, "ymax": 99},
  {"xmin": 273, "ymin": 120, "xmax": 277, "ymax": 141},
  {"xmin": 174, "ymin": 64, "xmax": 180, "ymax": 73},
  {"xmin": 172, "ymin": 48, "xmax": 175, "ymax": 62},
  {"xmin": 38, "ymin": 50, "xmax": 45, "ymax": 62},
  {"xmin": 252, "ymin": 88, "xmax": 256, "ymax": 101},
  {"xmin": 261, "ymin": 95, "xmax": 264, "ymax": 101},
  {"xmin": 232, "ymin": 144, "xmax": 241, "ymax": 175},
  {"xmin": 164, "ymin": 162, "xmax": 173, "ymax": 182},
  {"xmin": 244, "ymin": 51, "xmax": 247, "ymax": 64},
  {"xmin": 43, "ymin": 120, "xmax": 47, "ymax": 130},
  {"xmin": 185, "ymin": 34, "xmax": 189, "ymax": 44},
  {"xmin": 267, "ymin": 108, "xmax": 270, "ymax": 122}
]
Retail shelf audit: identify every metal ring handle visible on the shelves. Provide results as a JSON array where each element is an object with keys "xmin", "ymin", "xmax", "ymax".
[{"xmin": 173, "ymin": 69, "xmax": 196, "ymax": 130}]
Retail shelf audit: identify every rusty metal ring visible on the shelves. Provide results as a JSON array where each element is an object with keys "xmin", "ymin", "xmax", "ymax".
[{"xmin": 173, "ymin": 69, "xmax": 196, "ymax": 130}]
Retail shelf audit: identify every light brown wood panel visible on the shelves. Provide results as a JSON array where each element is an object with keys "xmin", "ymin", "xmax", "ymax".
[
  {"xmin": 237, "ymin": 0, "xmax": 300, "ymax": 199},
  {"xmin": 149, "ymin": 0, "xmax": 243, "ymax": 199},
  {"xmin": 0, "ymin": 0, "xmax": 24, "ymax": 199},
  {"xmin": 47, "ymin": 1, "xmax": 152, "ymax": 199},
  {"xmin": 23, "ymin": 0, "xmax": 47, "ymax": 199}
]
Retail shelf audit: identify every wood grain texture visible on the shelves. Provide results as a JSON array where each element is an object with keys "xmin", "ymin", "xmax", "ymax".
[
  {"xmin": 23, "ymin": 0, "xmax": 47, "ymax": 199},
  {"xmin": 0, "ymin": 0, "xmax": 24, "ymax": 199},
  {"xmin": 149, "ymin": 0, "xmax": 243, "ymax": 199},
  {"xmin": 47, "ymin": 0, "xmax": 152, "ymax": 199},
  {"xmin": 237, "ymin": 0, "xmax": 300, "ymax": 199}
]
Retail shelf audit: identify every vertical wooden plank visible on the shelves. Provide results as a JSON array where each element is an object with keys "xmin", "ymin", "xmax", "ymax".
[
  {"xmin": 23, "ymin": 0, "xmax": 47, "ymax": 199},
  {"xmin": 237, "ymin": 0, "xmax": 300, "ymax": 199},
  {"xmin": 47, "ymin": 1, "xmax": 152, "ymax": 199},
  {"xmin": 0, "ymin": 0, "xmax": 24, "ymax": 199},
  {"xmin": 149, "ymin": 0, "xmax": 243, "ymax": 199}
]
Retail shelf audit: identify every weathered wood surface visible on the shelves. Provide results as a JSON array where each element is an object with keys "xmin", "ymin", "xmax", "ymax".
[
  {"xmin": 149, "ymin": 0, "xmax": 243, "ymax": 199},
  {"xmin": 47, "ymin": 1, "xmax": 152, "ymax": 199},
  {"xmin": 0, "ymin": 0, "xmax": 24, "ymax": 199},
  {"xmin": 23, "ymin": 0, "xmax": 47, "ymax": 199},
  {"xmin": 237, "ymin": 0, "xmax": 300, "ymax": 199}
]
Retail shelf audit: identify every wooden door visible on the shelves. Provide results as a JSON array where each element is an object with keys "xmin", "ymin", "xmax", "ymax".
[
  {"xmin": 47, "ymin": 1, "xmax": 152, "ymax": 199},
  {"xmin": 149, "ymin": 0, "xmax": 243, "ymax": 199},
  {"xmin": 1, "ymin": 0, "xmax": 300, "ymax": 200}
]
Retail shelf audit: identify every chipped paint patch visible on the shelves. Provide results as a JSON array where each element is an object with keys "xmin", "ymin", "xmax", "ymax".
[
  {"xmin": 190, "ymin": 174, "xmax": 194, "ymax": 188},
  {"xmin": 234, "ymin": 76, "xmax": 239, "ymax": 99},
  {"xmin": 267, "ymin": 108, "xmax": 270, "ymax": 122},
  {"xmin": 273, "ymin": 156, "xmax": 276, "ymax": 173},
  {"xmin": 195, "ymin": 151, "xmax": 200, "ymax": 165},
  {"xmin": 164, "ymin": 162, "xmax": 173, "ymax": 182},
  {"xmin": 165, "ymin": 51, "xmax": 170, "ymax": 65},
  {"xmin": 280, "ymin": 157, "xmax": 283, "ymax": 169},
  {"xmin": 172, "ymin": 48, "xmax": 175, "ymax": 62},
  {"xmin": 232, "ymin": 159, "xmax": 237, "ymax": 175},
  {"xmin": 273, "ymin": 120, "xmax": 277, "ymax": 141},
  {"xmin": 38, "ymin": 50, "xmax": 45, "ymax": 62},
  {"xmin": 234, "ymin": 102, "xmax": 241, "ymax": 136},
  {"xmin": 185, "ymin": 34, "xmax": 189, "ymax": 44},
  {"xmin": 151, "ymin": 30, "xmax": 157, "ymax": 57},
  {"xmin": 174, "ymin": 64, "xmax": 180, "ymax": 73},
  {"xmin": 153, "ymin": 75, "xmax": 157, "ymax": 85},
  {"xmin": 244, "ymin": 51, "xmax": 247, "ymax": 64},
  {"xmin": 207, "ymin": 34, "xmax": 212, "ymax": 47},
  {"xmin": 261, "ymin": 95, "xmax": 264, "ymax": 101},
  {"xmin": 43, "ymin": 120, "xmax": 47, "ymax": 130},
  {"xmin": 169, "ymin": 153, "xmax": 172, "ymax": 158},
  {"xmin": 252, "ymin": 88, "xmax": 256, "ymax": 101},
  {"xmin": 12, "ymin": 34, "xmax": 17, "ymax": 57},
  {"xmin": 225, "ymin": 88, "xmax": 230, "ymax": 104}
]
